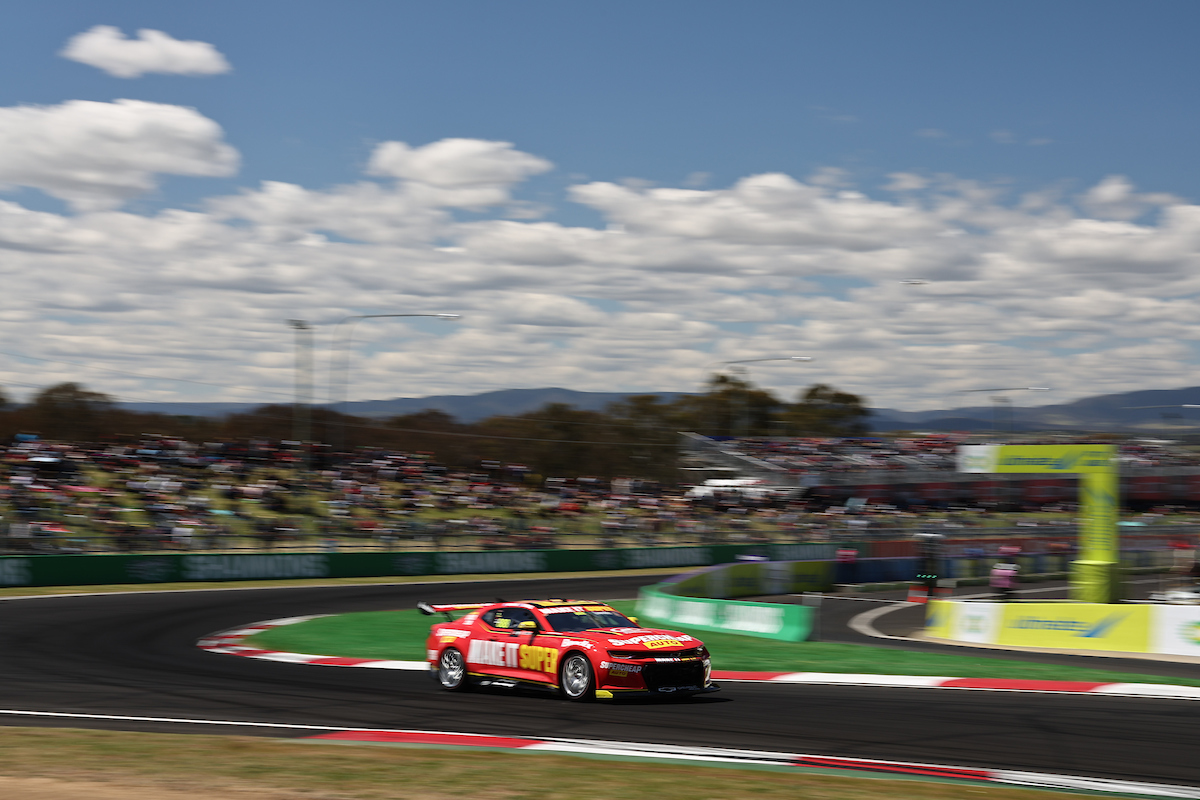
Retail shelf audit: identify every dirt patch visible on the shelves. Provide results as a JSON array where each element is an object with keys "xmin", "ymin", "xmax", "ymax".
[{"xmin": 0, "ymin": 775, "xmax": 302, "ymax": 800}]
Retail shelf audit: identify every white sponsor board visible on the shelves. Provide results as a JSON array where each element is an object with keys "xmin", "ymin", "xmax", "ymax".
[
  {"xmin": 950, "ymin": 602, "xmax": 1003, "ymax": 644},
  {"xmin": 0, "ymin": 558, "xmax": 31, "ymax": 586},
  {"xmin": 673, "ymin": 600, "xmax": 715, "ymax": 627},
  {"xmin": 624, "ymin": 548, "xmax": 711, "ymax": 569},
  {"xmin": 184, "ymin": 554, "xmax": 328, "ymax": 581},
  {"xmin": 721, "ymin": 603, "xmax": 784, "ymax": 634},
  {"xmin": 436, "ymin": 551, "xmax": 546, "ymax": 574},
  {"xmin": 770, "ymin": 544, "xmax": 836, "ymax": 561},
  {"xmin": 639, "ymin": 593, "xmax": 673, "ymax": 622},
  {"xmin": 1151, "ymin": 605, "xmax": 1200, "ymax": 657},
  {"xmin": 958, "ymin": 444, "xmax": 1000, "ymax": 474}
]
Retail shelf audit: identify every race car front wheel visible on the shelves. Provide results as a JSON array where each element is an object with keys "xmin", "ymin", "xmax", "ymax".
[
  {"xmin": 559, "ymin": 653, "xmax": 594, "ymax": 702},
  {"xmin": 438, "ymin": 647, "xmax": 468, "ymax": 691}
]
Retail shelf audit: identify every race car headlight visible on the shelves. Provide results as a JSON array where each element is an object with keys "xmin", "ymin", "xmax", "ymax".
[{"xmin": 607, "ymin": 649, "xmax": 649, "ymax": 659}]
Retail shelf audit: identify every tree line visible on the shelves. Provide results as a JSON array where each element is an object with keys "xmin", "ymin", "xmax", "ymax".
[{"xmin": 0, "ymin": 377, "xmax": 870, "ymax": 482}]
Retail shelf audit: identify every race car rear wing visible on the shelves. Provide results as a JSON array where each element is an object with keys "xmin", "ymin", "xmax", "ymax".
[{"xmin": 418, "ymin": 601, "xmax": 487, "ymax": 620}]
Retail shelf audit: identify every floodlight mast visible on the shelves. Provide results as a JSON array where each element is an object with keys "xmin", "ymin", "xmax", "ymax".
[{"xmin": 327, "ymin": 313, "xmax": 462, "ymax": 451}]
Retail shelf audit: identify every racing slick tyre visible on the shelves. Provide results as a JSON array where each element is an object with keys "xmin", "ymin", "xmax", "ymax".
[
  {"xmin": 559, "ymin": 652, "xmax": 595, "ymax": 702},
  {"xmin": 437, "ymin": 647, "xmax": 469, "ymax": 691}
]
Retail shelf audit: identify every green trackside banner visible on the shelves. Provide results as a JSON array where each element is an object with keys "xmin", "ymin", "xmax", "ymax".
[
  {"xmin": 958, "ymin": 443, "xmax": 1119, "ymax": 603},
  {"xmin": 636, "ymin": 583, "xmax": 815, "ymax": 642},
  {"xmin": 0, "ymin": 543, "xmax": 843, "ymax": 588}
]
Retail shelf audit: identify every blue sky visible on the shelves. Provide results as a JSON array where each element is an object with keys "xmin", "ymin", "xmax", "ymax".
[
  {"xmin": 10, "ymin": 2, "xmax": 1198, "ymax": 210},
  {"xmin": 0, "ymin": 1, "xmax": 1198, "ymax": 410}
]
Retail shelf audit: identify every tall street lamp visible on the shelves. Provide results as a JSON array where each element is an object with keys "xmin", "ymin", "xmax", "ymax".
[
  {"xmin": 328, "ymin": 313, "xmax": 461, "ymax": 451},
  {"xmin": 287, "ymin": 319, "xmax": 314, "ymax": 467}
]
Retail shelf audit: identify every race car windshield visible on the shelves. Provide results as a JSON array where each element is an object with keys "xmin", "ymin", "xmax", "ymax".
[{"xmin": 544, "ymin": 608, "xmax": 635, "ymax": 633}]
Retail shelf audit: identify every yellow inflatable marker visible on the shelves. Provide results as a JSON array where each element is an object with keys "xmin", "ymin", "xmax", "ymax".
[{"xmin": 958, "ymin": 444, "xmax": 1119, "ymax": 603}]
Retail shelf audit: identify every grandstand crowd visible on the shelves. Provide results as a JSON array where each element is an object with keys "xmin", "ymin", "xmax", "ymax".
[{"xmin": 2, "ymin": 433, "xmax": 1198, "ymax": 556}]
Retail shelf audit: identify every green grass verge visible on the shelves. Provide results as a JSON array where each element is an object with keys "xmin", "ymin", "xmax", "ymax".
[
  {"xmin": 245, "ymin": 600, "xmax": 1200, "ymax": 688},
  {"xmin": 0, "ymin": 727, "xmax": 1085, "ymax": 800}
]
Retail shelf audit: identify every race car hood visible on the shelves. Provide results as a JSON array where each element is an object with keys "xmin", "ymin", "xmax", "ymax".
[{"xmin": 585, "ymin": 627, "xmax": 699, "ymax": 651}]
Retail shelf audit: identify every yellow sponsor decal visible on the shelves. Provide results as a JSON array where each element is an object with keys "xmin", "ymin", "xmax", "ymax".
[
  {"xmin": 997, "ymin": 603, "xmax": 1150, "ymax": 652},
  {"xmin": 517, "ymin": 644, "xmax": 560, "ymax": 674},
  {"xmin": 643, "ymin": 638, "xmax": 684, "ymax": 649}
]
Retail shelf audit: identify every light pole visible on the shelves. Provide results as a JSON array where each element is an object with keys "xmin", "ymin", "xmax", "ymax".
[
  {"xmin": 706, "ymin": 356, "xmax": 814, "ymax": 437},
  {"xmin": 957, "ymin": 387, "xmax": 1051, "ymax": 437},
  {"xmin": 287, "ymin": 319, "xmax": 313, "ymax": 467},
  {"xmin": 327, "ymin": 313, "xmax": 461, "ymax": 452}
]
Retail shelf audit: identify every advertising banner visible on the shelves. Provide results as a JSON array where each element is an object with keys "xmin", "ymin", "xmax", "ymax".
[
  {"xmin": 958, "ymin": 444, "xmax": 1116, "ymax": 474},
  {"xmin": 0, "ymin": 543, "xmax": 840, "ymax": 588},
  {"xmin": 950, "ymin": 601, "xmax": 1004, "ymax": 644},
  {"xmin": 924, "ymin": 600, "xmax": 953, "ymax": 640},
  {"xmin": 636, "ymin": 583, "xmax": 814, "ymax": 641},
  {"xmin": 1151, "ymin": 605, "xmax": 1200, "ymax": 658},
  {"xmin": 996, "ymin": 602, "xmax": 1150, "ymax": 652},
  {"xmin": 930, "ymin": 600, "xmax": 1200, "ymax": 657}
]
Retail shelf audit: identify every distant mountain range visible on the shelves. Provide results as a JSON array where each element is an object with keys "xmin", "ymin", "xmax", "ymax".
[
  {"xmin": 120, "ymin": 388, "xmax": 691, "ymax": 424},
  {"xmin": 119, "ymin": 385, "xmax": 1200, "ymax": 433},
  {"xmin": 870, "ymin": 386, "xmax": 1200, "ymax": 433}
]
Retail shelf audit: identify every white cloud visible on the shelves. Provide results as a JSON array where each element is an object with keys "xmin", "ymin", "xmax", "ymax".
[
  {"xmin": 569, "ymin": 173, "xmax": 941, "ymax": 249},
  {"xmin": 0, "ymin": 99, "xmax": 239, "ymax": 211},
  {"xmin": 0, "ymin": 143, "xmax": 1199, "ymax": 412},
  {"xmin": 1079, "ymin": 175, "xmax": 1178, "ymax": 221},
  {"xmin": 60, "ymin": 25, "xmax": 231, "ymax": 78},
  {"xmin": 368, "ymin": 138, "xmax": 551, "ymax": 188},
  {"xmin": 884, "ymin": 173, "xmax": 928, "ymax": 192}
]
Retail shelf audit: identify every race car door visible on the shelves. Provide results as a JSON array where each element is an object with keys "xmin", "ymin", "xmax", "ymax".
[{"xmin": 473, "ymin": 606, "xmax": 539, "ymax": 681}]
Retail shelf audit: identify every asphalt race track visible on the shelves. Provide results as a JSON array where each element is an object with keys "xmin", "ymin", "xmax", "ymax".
[{"xmin": 1, "ymin": 575, "xmax": 1198, "ymax": 786}]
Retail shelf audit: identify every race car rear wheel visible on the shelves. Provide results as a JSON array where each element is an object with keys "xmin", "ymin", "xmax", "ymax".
[
  {"xmin": 438, "ymin": 647, "xmax": 468, "ymax": 691},
  {"xmin": 559, "ymin": 652, "xmax": 594, "ymax": 702}
]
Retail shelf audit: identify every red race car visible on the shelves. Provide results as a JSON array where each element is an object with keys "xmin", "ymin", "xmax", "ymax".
[{"xmin": 418, "ymin": 599, "xmax": 718, "ymax": 701}]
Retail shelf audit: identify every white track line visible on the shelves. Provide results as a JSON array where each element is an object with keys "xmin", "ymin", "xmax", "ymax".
[{"xmin": 0, "ymin": 709, "xmax": 1194, "ymax": 798}]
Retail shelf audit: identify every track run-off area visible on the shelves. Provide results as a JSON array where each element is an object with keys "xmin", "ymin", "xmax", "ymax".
[{"xmin": 1, "ymin": 574, "xmax": 1199, "ymax": 793}]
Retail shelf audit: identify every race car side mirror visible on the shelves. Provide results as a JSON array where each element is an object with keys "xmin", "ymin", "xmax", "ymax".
[
  {"xmin": 628, "ymin": 616, "xmax": 639, "ymax": 626},
  {"xmin": 517, "ymin": 620, "xmax": 538, "ymax": 631}
]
